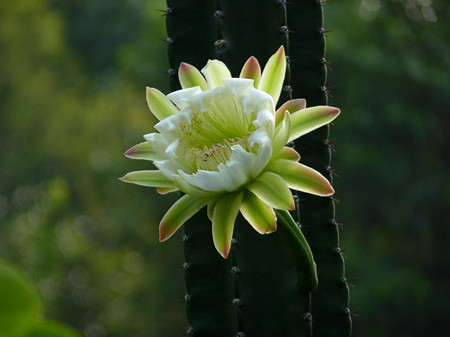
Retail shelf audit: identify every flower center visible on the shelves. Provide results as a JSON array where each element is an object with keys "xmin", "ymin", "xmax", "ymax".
[{"xmin": 177, "ymin": 93, "xmax": 257, "ymax": 173}]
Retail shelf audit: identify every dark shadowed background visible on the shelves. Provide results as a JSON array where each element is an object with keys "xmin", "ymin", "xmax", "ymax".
[{"xmin": 1, "ymin": 0, "xmax": 448, "ymax": 336}]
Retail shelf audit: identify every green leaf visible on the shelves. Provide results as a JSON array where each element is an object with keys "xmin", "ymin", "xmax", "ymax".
[
  {"xmin": 258, "ymin": 46, "xmax": 286, "ymax": 104},
  {"xmin": 0, "ymin": 260, "xmax": 40, "ymax": 337},
  {"xmin": 212, "ymin": 192, "xmax": 244, "ymax": 258},
  {"xmin": 178, "ymin": 62, "xmax": 208, "ymax": 90},
  {"xmin": 268, "ymin": 159, "xmax": 334, "ymax": 196},
  {"xmin": 247, "ymin": 171, "xmax": 294, "ymax": 210},
  {"xmin": 289, "ymin": 106, "xmax": 340, "ymax": 142},
  {"xmin": 124, "ymin": 142, "xmax": 163, "ymax": 161},
  {"xmin": 159, "ymin": 195, "xmax": 207, "ymax": 241},
  {"xmin": 146, "ymin": 87, "xmax": 178, "ymax": 121},
  {"xmin": 240, "ymin": 191, "xmax": 276, "ymax": 234},
  {"xmin": 120, "ymin": 170, "xmax": 176, "ymax": 188}
]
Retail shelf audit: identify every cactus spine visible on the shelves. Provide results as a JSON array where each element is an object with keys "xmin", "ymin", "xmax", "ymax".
[{"xmin": 164, "ymin": 1, "xmax": 351, "ymax": 336}]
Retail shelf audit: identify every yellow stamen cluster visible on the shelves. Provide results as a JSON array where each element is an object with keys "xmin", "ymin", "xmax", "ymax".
[
  {"xmin": 183, "ymin": 136, "xmax": 251, "ymax": 172},
  {"xmin": 176, "ymin": 93, "xmax": 257, "ymax": 173}
]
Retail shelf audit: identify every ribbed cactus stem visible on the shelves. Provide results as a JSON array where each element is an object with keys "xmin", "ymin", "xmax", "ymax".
[
  {"xmin": 166, "ymin": 2, "xmax": 237, "ymax": 336},
  {"xmin": 164, "ymin": 1, "xmax": 351, "ymax": 336},
  {"xmin": 287, "ymin": 1, "xmax": 352, "ymax": 336}
]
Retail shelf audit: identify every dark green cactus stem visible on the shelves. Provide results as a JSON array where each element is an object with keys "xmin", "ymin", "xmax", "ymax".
[
  {"xmin": 166, "ymin": 0, "xmax": 218, "ymax": 91},
  {"xmin": 165, "ymin": 0, "xmax": 351, "ymax": 336},
  {"xmin": 219, "ymin": 1, "xmax": 313, "ymax": 336},
  {"xmin": 287, "ymin": 1, "xmax": 352, "ymax": 336},
  {"xmin": 166, "ymin": 2, "xmax": 237, "ymax": 336}
]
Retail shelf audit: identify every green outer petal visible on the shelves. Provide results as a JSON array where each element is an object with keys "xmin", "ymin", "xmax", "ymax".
[
  {"xmin": 212, "ymin": 192, "xmax": 244, "ymax": 258},
  {"xmin": 207, "ymin": 197, "xmax": 219, "ymax": 221},
  {"xmin": 159, "ymin": 195, "xmax": 207, "ymax": 241},
  {"xmin": 247, "ymin": 171, "xmax": 294, "ymax": 210},
  {"xmin": 172, "ymin": 175, "xmax": 218, "ymax": 197},
  {"xmin": 258, "ymin": 46, "xmax": 286, "ymax": 104},
  {"xmin": 178, "ymin": 62, "xmax": 208, "ymax": 91},
  {"xmin": 272, "ymin": 111, "xmax": 291, "ymax": 157},
  {"xmin": 146, "ymin": 87, "xmax": 178, "ymax": 121},
  {"xmin": 240, "ymin": 191, "xmax": 276, "ymax": 234},
  {"xmin": 288, "ymin": 106, "xmax": 340, "ymax": 142},
  {"xmin": 120, "ymin": 170, "xmax": 176, "ymax": 188},
  {"xmin": 201, "ymin": 59, "xmax": 232, "ymax": 89},
  {"xmin": 275, "ymin": 98, "xmax": 307, "ymax": 125},
  {"xmin": 239, "ymin": 56, "xmax": 261, "ymax": 88},
  {"xmin": 274, "ymin": 147, "xmax": 301, "ymax": 162},
  {"xmin": 275, "ymin": 209, "xmax": 318, "ymax": 292},
  {"xmin": 124, "ymin": 142, "xmax": 163, "ymax": 161},
  {"xmin": 268, "ymin": 159, "xmax": 334, "ymax": 196}
]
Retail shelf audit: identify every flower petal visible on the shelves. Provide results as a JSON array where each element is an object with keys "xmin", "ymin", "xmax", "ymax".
[
  {"xmin": 272, "ymin": 111, "xmax": 291, "ymax": 157},
  {"xmin": 274, "ymin": 147, "xmax": 301, "ymax": 162},
  {"xmin": 124, "ymin": 142, "xmax": 163, "ymax": 161},
  {"xmin": 201, "ymin": 59, "xmax": 232, "ymax": 89},
  {"xmin": 268, "ymin": 159, "xmax": 334, "ymax": 196},
  {"xmin": 258, "ymin": 46, "xmax": 286, "ymax": 104},
  {"xmin": 288, "ymin": 106, "xmax": 340, "ymax": 142},
  {"xmin": 146, "ymin": 87, "xmax": 178, "ymax": 121},
  {"xmin": 239, "ymin": 56, "xmax": 261, "ymax": 88},
  {"xmin": 247, "ymin": 171, "xmax": 294, "ymax": 210},
  {"xmin": 159, "ymin": 195, "xmax": 207, "ymax": 241},
  {"xmin": 275, "ymin": 99, "xmax": 306, "ymax": 125},
  {"xmin": 240, "ymin": 191, "xmax": 276, "ymax": 234},
  {"xmin": 178, "ymin": 62, "xmax": 208, "ymax": 91},
  {"xmin": 212, "ymin": 192, "xmax": 244, "ymax": 258},
  {"xmin": 166, "ymin": 86, "xmax": 202, "ymax": 110},
  {"xmin": 119, "ymin": 170, "xmax": 176, "ymax": 188}
]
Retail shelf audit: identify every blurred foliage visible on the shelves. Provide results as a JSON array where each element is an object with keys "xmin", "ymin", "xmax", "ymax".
[
  {"xmin": 0, "ymin": 0, "xmax": 448, "ymax": 336},
  {"xmin": 0, "ymin": 259, "xmax": 81, "ymax": 337}
]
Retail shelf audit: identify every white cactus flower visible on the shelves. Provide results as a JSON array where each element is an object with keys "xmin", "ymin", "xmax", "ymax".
[{"xmin": 121, "ymin": 46, "xmax": 340, "ymax": 258}]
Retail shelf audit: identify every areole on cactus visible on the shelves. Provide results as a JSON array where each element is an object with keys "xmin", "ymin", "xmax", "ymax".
[{"xmin": 120, "ymin": 46, "xmax": 339, "ymax": 259}]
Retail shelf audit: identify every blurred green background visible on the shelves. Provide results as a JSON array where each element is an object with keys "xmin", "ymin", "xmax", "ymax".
[{"xmin": 0, "ymin": 0, "xmax": 448, "ymax": 336}]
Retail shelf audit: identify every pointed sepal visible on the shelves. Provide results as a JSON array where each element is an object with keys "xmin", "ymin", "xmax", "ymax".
[
  {"xmin": 201, "ymin": 59, "xmax": 232, "ymax": 89},
  {"xmin": 289, "ymin": 106, "xmax": 340, "ymax": 142},
  {"xmin": 247, "ymin": 171, "xmax": 294, "ymax": 210},
  {"xmin": 268, "ymin": 159, "xmax": 334, "ymax": 196},
  {"xmin": 258, "ymin": 46, "xmax": 286, "ymax": 104},
  {"xmin": 159, "ymin": 195, "xmax": 207, "ymax": 241},
  {"xmin": 119, "ymin": 170, "xmax": 176, "ymax": 189},
  {"xmin": 124, "ymin": 142, "xmax": 163, "ymax": 161},
  {"xmin": 274, "ymin": 147, "xmax": 301, "ymax": 162},
  {"xmin": 239, "ymin": 56, "xmax": 261, "ymax": 88},
  {"xmin": 146, "ymin": 87, "xmax": 179, "ymax": 121},
  {"xmin": 275, "ymin": 99, "xmax": 307, "ymax": 125},
  {"xmin": 272, "ymin": 111, "xmax": 291, "ymax": 156},
  {"xmin": 212, "ymin": 192, "xmax": 244, "ymax": 258},
  {"xmin": 178, "ymin": 62, "xmax": 208, "ymax": 91},
  {"xmin": 240, "ymin": 191, "xmax": 276, "ymax": 234}
]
